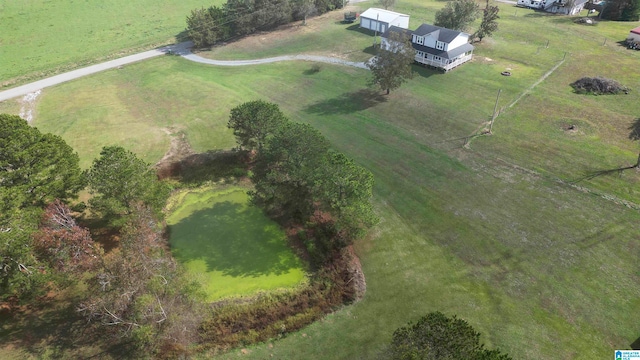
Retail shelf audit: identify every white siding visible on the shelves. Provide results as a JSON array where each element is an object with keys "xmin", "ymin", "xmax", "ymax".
[
  {"xmin": 447, "ymin": 34, "xmax": 469, "ymax": 51},
  {"xmin": 360, "ymin": 17, "xmax": 389, "ymax": 32},
  {"xmin": 423, "ymin": 34, "xmax": 437, "ymax": 48},
  {"xmin": 629, "ymin": 32, "xmax": 640, "ymax": 42}
]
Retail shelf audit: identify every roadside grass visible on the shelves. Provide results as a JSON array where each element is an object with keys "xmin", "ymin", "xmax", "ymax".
[
  {"xmin": 166, "ymin": 186, "xmax": 307, "ymax": 301},
  {"xmin": 0, "ymin": 0, "xmax": 222, "ymax": 87},
  {"xmin": 5, "ymin": 1, "xmax": 640, "ymax": 359}
]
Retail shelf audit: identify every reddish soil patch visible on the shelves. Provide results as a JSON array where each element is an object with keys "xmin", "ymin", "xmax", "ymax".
[{"xmin": 343, "ymin": 245, "xmax": 366, "ymax": 301}]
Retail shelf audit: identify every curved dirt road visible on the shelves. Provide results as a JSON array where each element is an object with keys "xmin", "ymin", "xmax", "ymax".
[{"xmin": 0, "ymin": 42, "xmax": 368, "ymax": 102}]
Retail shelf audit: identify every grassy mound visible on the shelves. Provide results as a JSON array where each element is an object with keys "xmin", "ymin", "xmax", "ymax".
[{"xmin": 166, "ymin": 187, "xmax": 307, "ymax": 301}]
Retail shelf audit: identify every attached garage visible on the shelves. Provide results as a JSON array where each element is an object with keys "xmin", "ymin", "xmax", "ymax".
[{"xmin": 359, "ymin": 8, "xmax": 410, "ymax": 33}]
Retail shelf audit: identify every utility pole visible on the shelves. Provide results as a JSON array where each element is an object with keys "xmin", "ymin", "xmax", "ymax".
[{"xmin": 373, "ymin": 13, "xmax": 380, "ymax": 48}]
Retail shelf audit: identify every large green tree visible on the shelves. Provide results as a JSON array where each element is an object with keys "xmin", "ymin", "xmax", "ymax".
[
  {"xmin": 434, "ymin": 0, "xmax": 480, "ymax": 31},
  {"xmin": 316, "ymin": 152, "xmax": 377, "ymax": 241},
  {"xmin": 475, "ymin": 0, "xmax": 499, "ymax": 42},
  {"xmin": 186, "ymin": 6, "xmax": 230, "ymax": 48},
  {"xmin": 0, "ymin": 206, "xmax": 47, "ymax": 301},
  {"xmin": 0, "ymin": 113, "xmax": 83, "ymax": 301},
  {"xmin": 85, "ymin": 146, "xmax": 170, "ymax": 222},
  {"xmin": 0, "ymin": 114, "xmax": 84, "ymax": 209},
  {"xmin": 228, "ymin": 100, "xmax": 288, "ymax": 151},
  {"xmin": 368, "ymin": 32, "xmax": 415, "ymax": 95},
  {"xmin": 384, "ymin": 312, "xmax": 512, "ymax": 360},
  {"xmin": 251, "ymin": 121, "xmax": 331, "ymax": 220}
]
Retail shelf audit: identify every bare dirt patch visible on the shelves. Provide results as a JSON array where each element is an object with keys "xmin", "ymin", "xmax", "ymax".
[
  {"xmin": 19, "ymin": 90, "xmax": 41, "ymax": 124},
  {"xmin": 343, "ymin": 245, "xmax": 366, "ymax": 301},
  {"xmin": 155, "ymin": 127, "xmax": 194, "ymax": 166}
]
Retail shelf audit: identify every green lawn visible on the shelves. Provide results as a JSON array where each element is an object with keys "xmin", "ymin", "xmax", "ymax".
[
  {"xmin": 0, "ymin": 0, "xmax": 221, "ymax": 87},
  {"xmin": 166, "ymin": 187, "xmax": 307, "ymax": 301},
  {"xmin": 3, "ymin": 1, "xmax": 640, "ymax": 359}
]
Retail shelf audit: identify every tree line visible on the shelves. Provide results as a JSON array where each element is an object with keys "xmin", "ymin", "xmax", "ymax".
[
  {"xmin": 186, "ymin": 0, "xmax": 346, "ymax": 48},
  {"xmin": 0, "ymin": 113, "xmax": 199, "ymax": 353},
  {"xmin": 602, "ymin": 0, "xmax": 640, "ymax": 21},
  {"xmin": 228, "ymin": 100, "xmax": 378, "ymax": 258}
]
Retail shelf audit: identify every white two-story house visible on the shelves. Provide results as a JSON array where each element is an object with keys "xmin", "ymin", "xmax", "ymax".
[{"xmin": 382, "ymin": 24, "xmax": 475, "ymax": 72}]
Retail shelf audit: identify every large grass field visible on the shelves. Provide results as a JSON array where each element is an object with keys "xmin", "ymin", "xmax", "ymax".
[
  {"xmin": 166, "ymin": 186, "xmax": 307, "ymax": 301},
  {"xmin": 0, "ymin": 0, "xmax": 220, "ymax": 87},
  {"xmin": 2, "ymin": 0, "xmax": 640, "ymax": 358}
]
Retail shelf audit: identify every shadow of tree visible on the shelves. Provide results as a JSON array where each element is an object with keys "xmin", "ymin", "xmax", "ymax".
[
  {"xmin": 413, "ymin": 64, "xmax": 440, "ymax": 78},
  {"xmin": 169, "ymin": 199, "xmax": 301, "ymax": 278},
  {"xmin": 175, "ymin": 29, "xmax": 190, "ymax": 43},
  {"xmin": 0, "ymin": 294, "xmax": 133, "ymax": 359},
  {"xmin": 523, "ymin": 11, "xmax": 549, "ymax": 17},
  {"xmin": 363, "ymin": 45, "xmax": 379, "ymax": 56},
  {"xmin": 345, "ymin": 24, "xmax": 375, "ymax": 36},
  {"xmin": 629, "ymin": 118, "xmax": 640, "ymax": 140},
  {"xmin": 157, "ymin": 150, "xmax": 247, "ymax": 185},
  {"xmin": 303, "ymin": 89, "xmax": 388, "ymax": 115},
  {"xmin": 631, "ymin": 336, "xmax": 640, "ymax": 350}
]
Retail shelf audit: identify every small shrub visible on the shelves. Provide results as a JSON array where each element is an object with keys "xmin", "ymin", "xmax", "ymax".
[
  {"xmin": 570, "ymin": 77, "xmax": 627, "ymax": 95},
  {"xmin": 574, "ymin": 17, "xmax": 597, "ymax": 25},
  {"xmin": 310, "ymin": 64, "xmax": 321, "ymax": 73}
]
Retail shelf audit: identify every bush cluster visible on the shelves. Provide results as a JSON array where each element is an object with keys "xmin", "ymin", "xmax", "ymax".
[{"xmin": 570, "ymin": 77, "xmax": 627, "ymax": 95}]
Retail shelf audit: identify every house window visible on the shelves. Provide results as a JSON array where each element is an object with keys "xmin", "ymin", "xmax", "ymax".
[
  {"xmin": 435, "ymin": 41, "xmax": 445, "ymax": 50},
  {"xmin": 416, "ymin": 51, "xmax": 424, "ymax": 57},
  {"xmin": 416, "ymin": 36, "xmax": 424, "ymax": 45},
  {"xmin": 433, "ymin": 56, "xmax": 441, "ymax": 62}
]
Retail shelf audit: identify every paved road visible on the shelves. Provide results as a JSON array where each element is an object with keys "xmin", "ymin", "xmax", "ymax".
[
  {"xmin": 495, "ymin": 0, "xmax": 518, "ymax": 4},
  {"xmin": 0, "ymin": 41, "xmax": 368, "ymax": 102}
]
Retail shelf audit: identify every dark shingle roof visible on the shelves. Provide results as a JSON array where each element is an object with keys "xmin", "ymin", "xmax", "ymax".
[
  {"xmin": 381, "ymin": 26, "xmax": 413, "ymax": 40},
  {"xmin": 413, "ymin": 24, "xmax": 464, "ymax": 44}
]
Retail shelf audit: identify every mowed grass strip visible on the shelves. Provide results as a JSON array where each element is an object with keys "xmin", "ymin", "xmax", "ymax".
[
  {"xmin": 166, "ymin": 187, "xmax": 307, "ymax": 302},
  {"xmin": 0, "ymin": 0, "xmax": 221, "ymax": 86},
  {"xmin": 16, "ymin": 2, "xmax": 640, "ymax": 358}
]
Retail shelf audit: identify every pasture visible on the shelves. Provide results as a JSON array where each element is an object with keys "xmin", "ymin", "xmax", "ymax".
[
  {"xmin": 1, "ymin": 0, "xmax": 640, "ymax": 358},
  {"xmin": 0, "ymin": 0, "xmax": 219, "ymax": 86},
  {"xmin": 166, "ymin": 186, "xmax": 307, "ymax": 301}
]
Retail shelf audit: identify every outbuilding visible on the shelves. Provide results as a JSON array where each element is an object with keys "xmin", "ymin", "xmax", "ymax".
[
  {"xmin": 629, "ymin": 26, "xmax": 640, "ymax": 42},
  {"xmin": 359, "ymin": 8, "xmax": 410, "ymax": 33}
]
